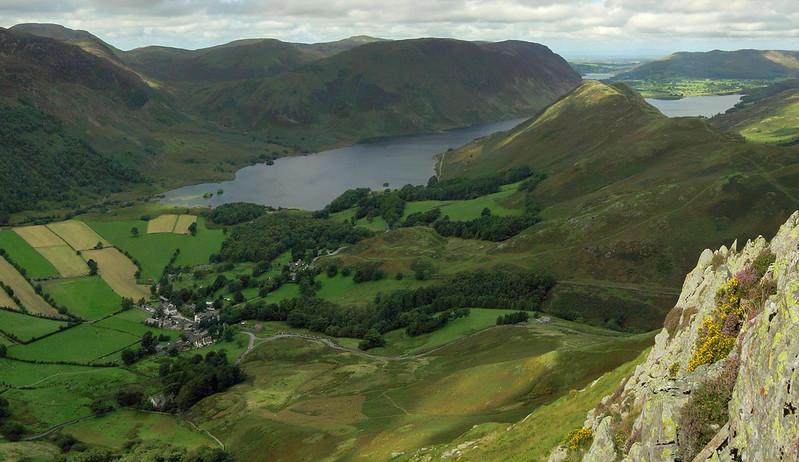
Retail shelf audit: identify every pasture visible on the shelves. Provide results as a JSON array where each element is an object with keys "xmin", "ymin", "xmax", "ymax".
[
  {"xmin": 147, "ymin": 214, "xmax": 179, "ymax": 233},
  {"xmin": 64, "ymin": 409, "xmax": 215, "ymax": 450},
  {"xmin": 14, "ymin": 225, "xmax": 65, "ymax": 248},
  {"xmin": 0, "ymin": 257, "xmax": 58, "ymax": 316},
  {"xmin": 42, "ymin": 276, "xmax": 122, "ymax": 320},
  {"xmin": 173, "ymin": 214, "xmax": 198, "ymax": 234},
  {"xmin": 0, "ymin": 230, "xmax": 58, "ymax": 279},
  {"xmin": 33, "ymin": 245, "xmax": 88, "ymax": 278},
  {"xmin": 401, "ymin": 183, "xmax": 523, "ymax": 221},
  {"xmin": 1, "ymin": 365, "xmax": 142, "ymax": 431},
  {"xmin": 85, "ymin": 217, "xmax": 224, "ymax": 283},
  {"xmin": 8, "ymin": 324, "xmax": 139, "ymax": 363},
  {"xmin": 0, "ymin": 309, "xmax": 69, "ymax": 342},
  {"xmin": 46, "ymin": 220, "xmax": 109, "ymax": 251},
  {"xmin": 81, "ymin": 248, "xmax": 150, "ymax": 300},
  {"xmin": 188, "ymin": 320, "xmax": 653, "ymax": 462}
]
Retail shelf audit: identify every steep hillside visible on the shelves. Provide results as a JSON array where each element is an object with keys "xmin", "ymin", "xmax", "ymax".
[
  {"xmin": 409, "ymin": 214, "xmax": 799, "ymax": 461},
  {"xmin": 712, "ymin": 79, "xmax": 799, "ymax": 144},
  {"xmin": 440, "ymin": 81, "xmax": 799, "ymax": 316},
  {"xmin": 189, "ymin": 38, "xmax": 581, "ymax": 148},
  {"xmin": 618, "ymin": 49, "xmax": 799, "ymax": 81},
  {"xmin": 10, "ymin": 23, "xmax": 125, "ymax": 67}
]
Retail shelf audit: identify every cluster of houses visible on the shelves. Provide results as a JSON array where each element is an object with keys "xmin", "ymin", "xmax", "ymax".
[
  {"xmin": 288, "ymin": 259, "xmax": 311, "ymax": 282},
  {"xmin": 142, "ymin": 298, "xmax": 218, "ymax": 350}
]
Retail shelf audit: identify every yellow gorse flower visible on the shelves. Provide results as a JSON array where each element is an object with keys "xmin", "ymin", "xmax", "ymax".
[{"xmin": 687, "ymin": 276, "xmax": 744, "ymax": 372}]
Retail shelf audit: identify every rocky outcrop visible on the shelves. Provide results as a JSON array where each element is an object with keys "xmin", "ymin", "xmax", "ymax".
[{"xmin": 552, "ymin": 212, "xmax": 799, "ymax": 461}]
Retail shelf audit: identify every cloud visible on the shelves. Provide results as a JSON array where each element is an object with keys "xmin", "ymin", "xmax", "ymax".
[{"xmin": 1, "ymin": 0, "xmax": 797, "ymax": 56}]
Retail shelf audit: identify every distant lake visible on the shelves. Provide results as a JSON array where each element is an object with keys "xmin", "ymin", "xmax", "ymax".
[
  {"xmin": 646, "ymin": 94, "xmax": 742, "ymax": 118},
  {"xmin": 162, "ymin": 118, "xmax": 529, "ymax": 211},
  {"xmin": 582, "ymin": 73, "xmax": 615, "ymax": 80}
]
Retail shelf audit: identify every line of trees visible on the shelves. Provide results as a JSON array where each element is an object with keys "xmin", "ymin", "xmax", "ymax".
[{"xmin": 158, "ymin": 350, "xmax": 244, "ymax": 411}]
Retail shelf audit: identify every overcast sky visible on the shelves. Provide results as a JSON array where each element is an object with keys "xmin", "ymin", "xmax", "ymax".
[{"xmin": 1, "ymin": 0, "xmax": 797, "ymax": 58}]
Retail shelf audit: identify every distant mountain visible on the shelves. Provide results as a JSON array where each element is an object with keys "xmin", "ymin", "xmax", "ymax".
[
  {"xmin": 190, "ymin": 38, "xmax": 581, "ymax": 148},
  {"xmin": 1, "ymin": 23, "xmax": 582, "ymax": 217},
  {"xmin": 442, "ymin": 80, "xmax": 799, "ymax": 292},
  {"xmin": 618, "ymin": 49, "xmax": 799, "ymax": 80},
  {"xmin": 711, "ymin": 79, "xmax": 799, "ymax": 144}
]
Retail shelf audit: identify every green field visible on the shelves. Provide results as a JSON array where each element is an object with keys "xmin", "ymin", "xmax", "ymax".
[
  {"xmin": 0, "ymin": 230, "xmax": 58, "ymax": 279},
  {"xmin": 624, "ymin": 78, "xmax": 769, "ymax": 98},
  {"xmin": 1, "ymin": 364, "xmax": 141, "ymax": 431},
  {"xmin": 375, "ymin": 308, "xmax": 524, "ymax": 355},
  {"xmin": 188, "ymin": 319, "xmax": 653, "ymax": 462},
  {"xmin": 0, "ymin": 309, "xmax": 69, "ymax": 343},
  {"xmin": 83, "ymin": 217, "xmax": 224, "ymax": 283},
  {"xmin": 8, "ymin": 324, "xmax": 139, "ymax": 363},
  {"xmin": 315, "ymin": 273, "xmax": 432, "ymax": 308},
  {"xmin": 63, "ymin": 409, "xmax": 215, "ymax": 450},
  {"xmin": 330, "ymin": 208, "xmax": 389, "ymax": 231},
  {"xmin": 402, "ymin": 182, "xmax": 524, "ymax": 221},
  {"xmin": 261, "ymin": 283, "xmax": 300, "ymax": 303},
  {"xmin": 42, "ymin": 276, "xmax": 122, "ymax": 320}
]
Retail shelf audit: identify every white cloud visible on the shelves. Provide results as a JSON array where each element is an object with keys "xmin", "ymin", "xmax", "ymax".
[{"xmin": 1, "ymin": 0, "xmax": 797, "ymax": 57}]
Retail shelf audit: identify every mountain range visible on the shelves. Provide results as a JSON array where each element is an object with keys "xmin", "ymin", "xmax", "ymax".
[{"xmin": 0, "ymin": 24, "xmax": 580, "ymax": 220}]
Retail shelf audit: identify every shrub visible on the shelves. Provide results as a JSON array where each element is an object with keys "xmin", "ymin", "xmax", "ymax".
[
  {"xmin": 566, "ymin": 427, "xmax": 593, "ymax": 450},
  {"xmin": 688, "ymin": 278, "xmax": 744, "ymax": 371},
  {"xmin": 677, "ymin": 355, "xmax": 739, "ymax": 461}
]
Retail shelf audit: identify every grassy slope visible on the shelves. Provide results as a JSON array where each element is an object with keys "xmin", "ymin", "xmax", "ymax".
[
  {"xmin": 188, "ymin": 319, "xmax": 653, "ymax": 461},
  {"xmin": 433, "ymin": 80, "xmax": 799, "ymax": 319},
  {"xmin": 711, "ymin": 80, "xmax": 799, "ymax": 144},
  {"xmin": 403, "ymin": 347, "xmax": 650, "ymax": 461}
]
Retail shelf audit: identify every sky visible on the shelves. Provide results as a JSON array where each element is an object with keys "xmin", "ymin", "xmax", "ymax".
[{"xmin": 1, "ymin": 0, "xmax": 798, "ymax": 59}]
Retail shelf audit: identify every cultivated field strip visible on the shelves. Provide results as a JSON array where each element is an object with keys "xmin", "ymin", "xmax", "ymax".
[
  {"xmin": 0, "ymin": 286, "xmax": 17, "ymax": 309},
  {"xmin": 173, "ymin": 215, "xmax": 198, "ymax": 234},
  {"xmin": 46, "ymin": 220, "xmax": 109, "ymax": 251},
  {"xmin": 147, "ymin": 214, "xmax": 180, "ymax": 234},
  {"xmin": 14, "ymin": 225, "xmax": 65, "ymax": 248},
  {"xmin": 34, "ymin": 246, "xmax": 88, "ymax": 278},
  {"xmin": 0, "ymin": 257, "xmax": 59, "ymax": 316},
  {"xmin": 80, "ymin": 248, "xmax": 149, "ymax": 300}
]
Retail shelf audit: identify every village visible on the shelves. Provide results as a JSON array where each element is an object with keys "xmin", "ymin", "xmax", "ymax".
[{"xmin": 141, "ymin": 297, "xmax": 218, "ymax": 351}]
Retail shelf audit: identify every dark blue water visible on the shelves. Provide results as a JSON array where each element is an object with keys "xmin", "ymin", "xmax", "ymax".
[{"xmin": 162, "ymin": 118, "xmax": 528, "ymax": 211}]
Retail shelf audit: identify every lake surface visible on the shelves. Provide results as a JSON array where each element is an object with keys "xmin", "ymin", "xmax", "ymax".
[
  {"xmin": 645, "ymin": 94, "xmax": 742, "ymax": 118},
  {"xmin": 162, "ymin": 118, "xmax": 529, "ymax": 211}
]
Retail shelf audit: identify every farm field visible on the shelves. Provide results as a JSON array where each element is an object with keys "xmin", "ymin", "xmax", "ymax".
[
  {"xmin": 46, "ymin": 220, "xmax": 109, "ymax": 251},
  {"xmin": 33, "ymin": 245, "xmax": 88, "ymax": 278},
  {"xmin": 147, "ymin": 214, "xmax": 180, "ymax": 234},
  {"xmin": 13, "ymin": 225, "xmax": 65, "ymax": 248},
  {"xmin": 374, "ymin": 308, "xmax": 524, "ymax": 355},
  {"xmin": 173, "ymin": 214, "xmax": 198, "ymax": 234},
  {"xmin": 0, "ymin": 288, "xmax": 17, "ymax": 309},
  {"xmin": 0, "ymin": 256, "xmax": 58, "ymax": 316},
  {"xmin": 188, "ymin": 320, "xmax": 654, "ymax": 462},
  {"xmin": 63, "ymin": 409, "xmax": 215, "ymax": 450},
  {"xmin": 0, "ymin": 309, "xmax": 69, "ymax": 343},
  {"xmin": 81, "ymin": 247, "xmax": 150, "ymax": 300},
  {"xmin": 0, "ymin": 230, "xmax": 58, "ymax": 279},
  {"xmin": 84, "ymin": 217, "xmax": 224, "ymax": 283},
  {"xmin": 1, "ymin": 365, "xmax": 143, "ymax": 431},
  {"xmin": 314, "ymin": 273, "xmax": 431, "ymax": 308},
  {"xmin": 402, "ymin": 182, "xmax": 524, "ymax": 221},
  {"xmin": 7, "ymin": 324, "xmax": 139, "ymax": 363},
  {"xmin": 42, "ymin": 276, "xmax": 122, "ymax": 320}
]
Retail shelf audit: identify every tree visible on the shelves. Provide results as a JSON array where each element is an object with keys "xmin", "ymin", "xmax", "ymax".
[
  {"xmin": 188, "ymin": 222, "xmax": 198, "ymax": 236},
  {"xmin": 0, "ymin": 344, "xmax": 6, "ymax": 358},
  {"xmin": 1, "ymin": 422, "xmax": 25, "ymax": 441},
  {"xmin": 141, "ymin": 331, "xmax": 157, "ymax": 354},
  {"xmin": 87, "ymin": 259, "xmax": 98, "ymax": 276},
  {"xmin": 116, "ymin": 389, "xmax": 144, "ymax": 407},
  {"xmin": 131, "ymin": 226, "xmax": 139, "ymax": 237},
  {"xmin": 410, "ymin": 259, "xmax": 435, "ymax": 280},
  {"xmin": 358, "ymin": 329, "xmax": 386, "ymax": 350},
  {"xmin": 120, "ymin": 298, "xmax": 134, "ymax": 311},
  {"xmin": 89, "ymin": 399, "xmax": 113, "ymax": 416},
  {"xmin": 481, "ymin": 207, "xmax": 492, "ymax": 217},
  {"xmin": 121, "ymin": 349, "xmax": 137, "ymax": 365}
]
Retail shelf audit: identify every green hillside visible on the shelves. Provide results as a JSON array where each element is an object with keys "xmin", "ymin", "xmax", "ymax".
[
  {"xmin": 711, "ymin": 79, "xmax": 799, "ymax": 144},
  {"xmin": 188, "ymin": 38, "xmax": 581, "ymax": 149},
  {"xmin": 619, "ymin": 49, "xmax": 799, "ymax": 81},
  {"xmin": 437, "ymin": 80, "xmax": 799, "ymax": 310}
]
